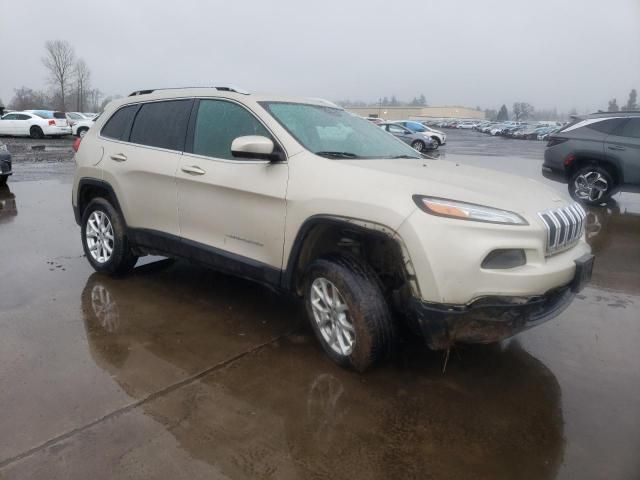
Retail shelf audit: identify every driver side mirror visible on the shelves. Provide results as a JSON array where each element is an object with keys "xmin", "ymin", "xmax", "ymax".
[{"xmin": 231, "ymin": 135, "xmax": 283, "ymax": 162}]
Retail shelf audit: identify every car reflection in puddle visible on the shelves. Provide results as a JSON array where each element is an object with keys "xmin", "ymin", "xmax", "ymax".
[
  {"xmin": 0, "ymin": 184, "xmax": 17, "ymax": 223},
  {"xmin": 80, "ymin": 266, "xmax": 565, "ymax": 480}
]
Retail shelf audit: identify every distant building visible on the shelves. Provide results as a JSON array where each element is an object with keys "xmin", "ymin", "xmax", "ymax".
[{"xmin": 345, "ymin": 106, "xmax": 484, "ymax": 121}]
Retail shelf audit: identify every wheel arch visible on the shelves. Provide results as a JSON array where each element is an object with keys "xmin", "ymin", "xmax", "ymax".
[
  {"xmin": 282, "ymin": 215, "xmax": 421, "ymax": 300},
  {"xmin": 568, "ymin": 152, "xmax": 624, "ymax": 186},
  {"xmin": 76, "ymin": 178, "xmax": 125, "ymax": 227}
]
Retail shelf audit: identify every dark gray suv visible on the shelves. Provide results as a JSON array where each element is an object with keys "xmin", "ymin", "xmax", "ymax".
[{"xmin": 542, "ymin": 112, "xmax": 640, "ymax": 205}]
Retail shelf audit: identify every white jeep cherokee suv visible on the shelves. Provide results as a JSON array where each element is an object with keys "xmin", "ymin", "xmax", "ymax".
[{"xmin": 72, "ymin": 87, "xmax": 594, "ymax": 371}]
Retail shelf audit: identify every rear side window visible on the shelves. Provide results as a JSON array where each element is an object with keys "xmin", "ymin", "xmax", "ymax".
[
  {"xmin": 53, "ymin": 112, "xmax": 66, "ymax": 119},
  {"xmin": 617, "ymin": 118, "xmax": 640, "ymax": 139},
  {"xmin": 130, "ymin": 100, "xmax": 192, "ymax": 151},
  {"xmin": 586, "ymin": 118, "xmax": 626, "ymax": 134},
  {"xmin": 101, "ymin": 105, "xmax": 139, "ymax": 141},
  {"xmin": 192, "ymin": 100, "xmax": 270, "ymax": 160}
]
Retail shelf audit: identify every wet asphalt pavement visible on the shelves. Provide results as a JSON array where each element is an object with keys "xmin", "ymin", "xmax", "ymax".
[{"xmin": 0, "ymin": 131, "xmax": 639, "ymax": 479}]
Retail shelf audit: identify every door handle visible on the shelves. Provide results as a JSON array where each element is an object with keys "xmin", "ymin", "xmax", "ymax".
[
  {"xmin": 608, "ymin": 145, "xmax": 626, "ymax": 151},
  {"xmin": 110, "ymin": 153, "xmax": 127, "ymax": 162},
  {"xmin": 181, "ymin": 165, "xmax": 206, "ymax": 175}
]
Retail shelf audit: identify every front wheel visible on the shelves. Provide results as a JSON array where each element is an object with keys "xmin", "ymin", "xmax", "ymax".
[
  {"xmin": 81, "ymin": 197, "xmax": 138, "ymax": 276},
  {"xmin": 569, "ymin": 165, "xmax": 615, "ymax": 206},
  {"xmin": 411, "ymin": 140, "xmax": 425, "ymax": 152},
  {"xmin": 304, "ymin": 255, "xmax": 394, "ymax": 372}
]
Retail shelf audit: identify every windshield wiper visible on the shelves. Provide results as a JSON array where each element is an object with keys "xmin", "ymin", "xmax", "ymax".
[
  {"xmin": 391, "ymin": 154, "xmax": 420, "ymax": 159},
  {"xmin": 314, "ymin": 151, "xmax": 360, "ymax": 158}
]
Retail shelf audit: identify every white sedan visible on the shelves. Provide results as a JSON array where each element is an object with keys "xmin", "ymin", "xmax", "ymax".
[
  {"xmin": 0, "ymin": 111, "xmax": 71, "ymax": 138},
  {"xmin": 72, "ymin": 117, "xmax": 96, "ymax": 137}
]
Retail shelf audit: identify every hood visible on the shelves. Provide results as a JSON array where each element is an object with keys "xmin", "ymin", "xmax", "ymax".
[{"xmin": 342, "ymin": 158, "xmax": 570, "ymax": 219}]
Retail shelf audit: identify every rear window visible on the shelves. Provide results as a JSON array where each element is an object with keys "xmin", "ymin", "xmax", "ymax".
[
  {"xmin": 129, "ymin": 100, "xmax": 192, "ymax": 151},
  {"xmin": 101, "ymin": 105, "xmax": 139, "ymax": 141},
  {"xmin": 31, "ymin": 111, "xmax": 54, "ymax": 119},
  {"xmin": 586, "ymin": 118, "xmax": 627, "ymax": 134},
  {"xmin": 53, "ymin": 112, "xmax": 66, "ymax": 119}
]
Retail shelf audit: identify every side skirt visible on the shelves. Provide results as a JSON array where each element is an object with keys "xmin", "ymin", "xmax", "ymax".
[{"xmin": 127, "ymin": 228, "xmax": 282, "ymax": 290}]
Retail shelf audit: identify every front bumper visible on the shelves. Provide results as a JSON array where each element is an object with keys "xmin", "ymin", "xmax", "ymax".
[
  {"xmin": 0, "ymin": 152, "xmax": 12, "ymax": 176},
  {"xmin": 410, "ymin": 284, "xmax": 574, "ymax": 349},
  {"xmin": 407, "ymin": 254, "xmax": 593, "ymax": 349}
]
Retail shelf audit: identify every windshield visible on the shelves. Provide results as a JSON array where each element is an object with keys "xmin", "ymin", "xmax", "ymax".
[
  {"xmin": 260, "ymin": 102, "xmax": 421, "ymax": 159},
  {"xmin": 404, "ymin": 121, "xmax": 427, "ymax": 132}
]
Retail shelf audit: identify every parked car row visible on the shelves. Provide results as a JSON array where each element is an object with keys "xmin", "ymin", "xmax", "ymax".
[
  {"xmin": 474, "ymin": 120, "xmax": 563, "ymax": 140},
  {"xmin": 0, "ymin": 110, "xmax": 98, "ymax": 139}
]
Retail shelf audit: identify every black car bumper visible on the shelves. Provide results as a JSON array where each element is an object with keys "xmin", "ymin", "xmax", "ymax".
[
  {"xmin": 0, "ymin": 152, "xmax": 12, "ymax": 177},
  {"xmin": 541, "ymin": 164, "xmax": 566, "ymax": 183},
  {"xmin": 408, "ymin": 254, "xmax": 594, "ymax": 350}
]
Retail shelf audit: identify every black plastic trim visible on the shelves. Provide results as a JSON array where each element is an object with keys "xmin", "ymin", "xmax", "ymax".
[
  {"xmin": 128, "ymin": 228, "xmax": 281, "ymax": 288},
  {"xmin": 281, "ymin": 215, "xmax": 403, "ymax": 291},
  {"xmin": 75, "ymin": 178, "xmax": 124, "ymax": 226}
]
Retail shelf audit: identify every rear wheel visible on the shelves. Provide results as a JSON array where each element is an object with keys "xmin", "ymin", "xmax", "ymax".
[
  {"xmin": 81, "ymin": 198, "xmax": 138, "ymax": 276},
  {"xmin": 569, "ymin": 165, "xmax": 615, "ymax": 206},
  {"xmin": 78, "ymin": 127, "xmax": 89, "ymax": 138},
  {"xmin": 30, "ymin": 126, "xmax": 44, "ymax": 139},
  {"xmin": 304, "ymin": 255, "xmax": 394, "ymax": 372},
  {"xmin": 411, "ymin": 140, "xmax": 425, "ymax": 152}
]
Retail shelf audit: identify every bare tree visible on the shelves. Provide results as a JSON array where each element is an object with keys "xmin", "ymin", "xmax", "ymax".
[
  {"xmin": 513, "ymin": 102, "xmax": 534, "ymax": 121},
  {"xmin": 74, "ymin": 58, "xmax": 91, "ymax": 112},
  {"xmin": 87, "ymin": 88, "xmax": 103, "ymax": 112},
  {"xmin": 42, "ymin": 40, "xmax": 76, "ymax": 111},
  {"xmin": 9, "ymin": 87, "xmax": 52, "ymax": 110}
]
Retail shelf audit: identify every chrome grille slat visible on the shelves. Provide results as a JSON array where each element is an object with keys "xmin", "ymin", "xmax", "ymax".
[{"xmin": 538, "ymin": 203, "xmax": 586, "ymax": 255}]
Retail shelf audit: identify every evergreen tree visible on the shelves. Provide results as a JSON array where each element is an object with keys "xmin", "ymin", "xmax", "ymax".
[
  {"xmin": 496, "ymin": 104, "xmax": 509, "ymax": 121},
  {"xmin": 624, "ymin": 89, "xmax": 637, "ymax": 110}
]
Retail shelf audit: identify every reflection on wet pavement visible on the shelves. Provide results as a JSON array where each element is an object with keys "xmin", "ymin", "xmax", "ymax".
[{"xmin": 1, "ymin": 156, "xmax": 640, "ymax": 479}]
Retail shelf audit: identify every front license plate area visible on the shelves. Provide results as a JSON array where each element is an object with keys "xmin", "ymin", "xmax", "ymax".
[{"xmin": 572, "ymin": 254, "xmax": 594, "ymax": 293}]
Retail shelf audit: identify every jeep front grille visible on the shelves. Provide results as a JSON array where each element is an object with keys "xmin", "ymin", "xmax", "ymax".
[{"xmin": 538, "ymin": 203, "xmax": 587, "ymax": 255}]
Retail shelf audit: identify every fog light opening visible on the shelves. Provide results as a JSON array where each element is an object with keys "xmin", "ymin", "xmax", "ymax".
[{"xmin": 481, "ymin": 249, "xmax": 526, "ymax": 269}]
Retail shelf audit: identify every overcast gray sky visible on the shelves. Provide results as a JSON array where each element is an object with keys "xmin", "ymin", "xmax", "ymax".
[{"xmin": 1, "ymin": 0, "xmax": 639, "ymax": 112}]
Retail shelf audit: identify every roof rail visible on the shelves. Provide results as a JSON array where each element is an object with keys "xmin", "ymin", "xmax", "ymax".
[
  {"xmin": 129, "ymin": 89, "xmax": 156, "ymax": 96},
  {"xmin": 213, "ymin": 84, "xmax": 250, "ymax": 95},
  {"xmin": 128, "ymin": 85, "xmax": 250, "ymax": 97}
]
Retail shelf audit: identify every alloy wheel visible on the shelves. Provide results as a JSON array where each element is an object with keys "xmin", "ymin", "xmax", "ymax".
[
  {"xmin": 574, "ymin": 171, "xmax": 609, "ymax": 202},
  {"xmin": 85, "ymin": 210, "xmax": 115, "ymax": 264},
  {"xmin": 310, "ymin": 277, "xmax": 355, "ymax": 356}
]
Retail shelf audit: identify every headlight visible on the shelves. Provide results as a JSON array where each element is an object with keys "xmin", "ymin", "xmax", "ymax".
[{"xmin": 413, "ymin": 195, "xmax": 528, "ymax": 225}]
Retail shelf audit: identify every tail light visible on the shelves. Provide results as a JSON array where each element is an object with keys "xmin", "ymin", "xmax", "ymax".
[
  {"xmin": 546, "ymin": 137, "xmax": 568, "ymax": 147},
  {"xmin": 48, "ymin": 120, "xmax": 56, "ymax": 126},
  {"xmin": 72, "ymin": 137, "xmax": 82, "ymax": 152},
  {"xmin": 564, "ymin": 153, "xmax": 577, "ymax": 167}
]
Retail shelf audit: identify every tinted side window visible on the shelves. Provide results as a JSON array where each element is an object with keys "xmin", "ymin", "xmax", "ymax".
[
  {"xmin": 586, "ymin": 118, "xmax": 626, "ymax": 134},
  {"xmin": 2, "ymin": 114, "xmax": 18, "ymax": 120},
  {"xmin": 192, "ymin": 100, "xmax": 270, "ymax": 160},
  {"xmin": 130, "ymin": 100, "xmax": 192, "ymax": 150},
  {"xmin": 101, "ymin": 105, "xmax": 139, "ymax": 141},
  {"xmin": 617, "ymin": 118, "xmax": 640, "ymax": 139},
  {"xmin": 16, "ymin": 114, "xmax": 31, "ymax": 120}
]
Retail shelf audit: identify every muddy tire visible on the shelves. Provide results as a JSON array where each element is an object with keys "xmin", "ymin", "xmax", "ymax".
[
  {"xmin": 81, "ymin": 197, "xmax": 138, "ymax": 276},
  {"xmin": 569, "ymin": 165, "xmax": 615, "ymax": 206},
  {"xmin": 304, "ymin": 254, "xmax": 394, "ymax": 372},
  {"xmin": 30, "ymin": 126, "xmax": 44, "ymax": 139}
]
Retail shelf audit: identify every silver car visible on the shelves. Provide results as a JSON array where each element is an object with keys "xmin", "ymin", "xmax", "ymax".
[{"xmin": 379, "ymin": 123, "xmax": 436, "ymax": 152}]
